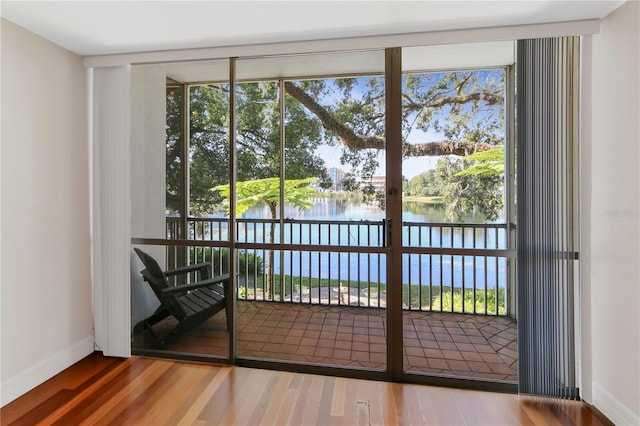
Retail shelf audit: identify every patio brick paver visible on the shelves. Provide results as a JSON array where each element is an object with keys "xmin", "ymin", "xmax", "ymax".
[{"xmin": 132, "ymin": 300, "xmax": 517, "ymax": 382}]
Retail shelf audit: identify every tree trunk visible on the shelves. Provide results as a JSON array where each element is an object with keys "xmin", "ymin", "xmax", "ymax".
[{"xmin": 265, "ymin": 202, "xmax": 277, "ymax": 300}]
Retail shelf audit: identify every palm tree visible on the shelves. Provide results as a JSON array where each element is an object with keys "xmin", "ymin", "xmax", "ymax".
[{"xmin": 214, "ymin": 177, "xmax": 316, "ymax": 299}]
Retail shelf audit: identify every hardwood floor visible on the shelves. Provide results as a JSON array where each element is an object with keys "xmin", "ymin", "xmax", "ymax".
[{"xmin": 1, "ymin": 353, "xmax": 612, "ymax": 426}]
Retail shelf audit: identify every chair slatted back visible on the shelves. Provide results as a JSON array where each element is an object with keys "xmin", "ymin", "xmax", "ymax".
[{"xmin": 134, "ymin": 248, "xmax": 187, "ymax": 319}]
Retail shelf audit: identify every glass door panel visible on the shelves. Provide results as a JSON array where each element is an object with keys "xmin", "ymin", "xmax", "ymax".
[
  {"xmin": 235, "ymin": 51, "xmax": 387, "ymax": 369},
  {"xmin": 399, "ymin": 45, "xmax": 516, "ymax": 382},
  {"xmin": 131, "ymin": 59, "xmax": 232, "ymax": 360}
]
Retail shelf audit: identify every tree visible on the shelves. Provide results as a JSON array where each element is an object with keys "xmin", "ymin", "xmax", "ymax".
[
  {"xmin": 435, "ymin": 150, "xmax": 504, "ymax": 222},
  {"xmin": 214, "ymin": 177, "xmax": 317, "ymax": 299},
  {"xmin": 437, "ymin": 147, "xmax": 505, "ymax": 221},
  {"xmin": 235, "ymin": 81, "xmax": 331, "ymax": 187},
  {"xmin": 454, "ymin": 147, "xmax": 505, "ymax": 177},
  {"xmin": 172, "ymin": 70, "xmax": 506, "ymax": 220},
  {"xmin": 282, "ymin": 71, "xmax": 506, "ymax": 216},
  {"xmin": 406, "ymin": 169, "xmax": 444, "ymax": 197},
  {"xmin": 282, "ymin": 72, "xmax": 502, "ymax": 158},
  {"xmin": 177, "ymin": 82, "xmax": 329, "ymax": 216}
]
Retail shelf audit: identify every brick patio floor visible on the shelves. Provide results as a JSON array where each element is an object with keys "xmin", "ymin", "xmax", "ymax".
[{"xmin": 132, "ymin": 301, "xmax": 517, "ymax": 382}]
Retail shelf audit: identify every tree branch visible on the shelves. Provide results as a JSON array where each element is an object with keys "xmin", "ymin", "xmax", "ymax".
[
  {"xmin": 284, "ymin": 82, "xmax": 496, "ymax": 157},
  {"xmin": 404, "ymin": 92, "xmax": 503, "ymax": 111},
  {"xmin": 284, "ymin": 82, "xmax": 383, "ymax": 149},
  {"xmin": 403, "ymin": 140, "xmax": 495, "ymax": 157}
]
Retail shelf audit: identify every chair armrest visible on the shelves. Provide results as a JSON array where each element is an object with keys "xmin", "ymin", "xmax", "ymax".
[
  {"xmin": 161, "ymin": 274, "xmax": 230, "ymax": 294},
  {"xmin": 163, "ymin": 262, "xmax": 211, "ymax": 278}
]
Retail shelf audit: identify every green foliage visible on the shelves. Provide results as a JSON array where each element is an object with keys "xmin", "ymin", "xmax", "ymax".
[
  {"xmin": 186, "ymin": 84, "xmax": 231, "ymax": 216},
  {"xmin": 237, "ymin": 286, "xmax": 247, "ymax": 299},
  {"xmin": 454, "ymin": 148, "xmax": 505, "ymax": 177},
  {"xmin": 402, "ymin": 71, "xmax": 505, "ymax": 220},
  {"xmin": 436, "ymin": 156, "xmax": 504, "ymax": 222},
  {"xmin": 213, "ymin": 177, "xmax": 317, "ymax": 217},
  {"xmin": 175, "ymin": 82, "xmax": 329, "ymax": 216},
  {"xmin": 405, "ymin": 169, "xmax": 444, "ymax": 197},
  {"xmin": 169, "ymin": 70, "xmax": 507, "ymax": 221},
  {"xmin": 431, "ymin": 287, "xmax": 506, "ymax": 315},
  {"xmin": 403, "ymin": 285, "xmax": 506, "ymax": 315},
  {"xmin": 235, "ymin": 81, "xmax": 329, "ymax": 186},
  {"xmin": 403, "ymin": 71, "xmax": 504, "ymax": 140},
  {"xmin": 214, "ymin": 177, "xmax": 317, "ymax": 299},
  {"xmin": 190, "ymin": 247, "xmax": 263, "ymax": 276},
  {"xmin": 326, "ymin": 71, "xmax": 505, "ymax": 212},
  {"xmin": 334, "ymin": 76, "xmax": 386, "ymax": 183},
  {"xmin": 236, "ymin": 82, "xmax": 280, "ymax": 181},
  {"xmin": 239, "ymin": 276, "xmax": 505, "ymax": 316}
]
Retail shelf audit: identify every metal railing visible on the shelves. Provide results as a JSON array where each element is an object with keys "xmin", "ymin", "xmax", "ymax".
[{"xmin": 166, "ymin": 217, "xmax": 511, "ymax": 316}]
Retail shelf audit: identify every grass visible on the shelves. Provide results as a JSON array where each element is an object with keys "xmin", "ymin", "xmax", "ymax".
[
  {"xmin": 239, "ymin": 274, "xmax": 383, "ymax": 297},
  {"xmin": 238, "ymin": 274, "xmax": 506, "ymax": 315},
  {"xmin": 415, "ymin": 286, "xmax": 506, "ymax": 315}
]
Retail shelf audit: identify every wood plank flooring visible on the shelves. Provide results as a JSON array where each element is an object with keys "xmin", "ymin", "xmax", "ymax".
[{"xmin": 1, "ymin": 353, "xmax": 612, "ymax": 426}]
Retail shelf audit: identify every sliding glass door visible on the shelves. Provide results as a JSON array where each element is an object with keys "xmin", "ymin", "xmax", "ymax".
[
  {"xmin": 233, "ymin": 51, "xmax": 388, "ymax": 371},
  {"xmin": 397, "ymin": 47, "xmax": 518, "ymax": 384},
  {"xmin": 131, "ymin": 59, "xmax": 232, "ymax": 360},
  {"xmin": 129, "ymin": 40, "xmax": 578, "ymax": 397},
  {"xmin": 129, "ymin": 45, "xmax": 519, "ymax": 385}
]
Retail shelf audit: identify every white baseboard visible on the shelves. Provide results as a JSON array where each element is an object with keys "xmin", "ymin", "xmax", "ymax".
[
  {"xmin": 1, "ymin": 336, "xmax": 95, "ymax": 407},
  {"xmin": 593, "ymin": 382, "xmax": 640, "ymax": 426}
]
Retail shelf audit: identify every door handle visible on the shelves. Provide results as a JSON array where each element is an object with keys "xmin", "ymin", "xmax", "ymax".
[{"xmin": 386, "ymin": 218, "xmax": 392, "ymax": 246}]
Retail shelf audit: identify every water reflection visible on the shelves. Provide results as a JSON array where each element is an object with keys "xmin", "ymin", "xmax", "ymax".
[{"xmin": 239, "ymin": 197, "xmax": 495, "ymax": 223}]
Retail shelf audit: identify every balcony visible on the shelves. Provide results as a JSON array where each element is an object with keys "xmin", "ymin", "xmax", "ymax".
[
  {"xmin": 132, "ymin": 217, "xmax": 516, "ymax": 383},
  {"xmin": 132, "ymin": 301, "xmax": 517, "ymax": 382}
]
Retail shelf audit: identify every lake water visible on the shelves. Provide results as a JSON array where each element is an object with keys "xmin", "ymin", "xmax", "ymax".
[
  {"xmin": 241, "ymin": 196, "xmax": 492, "ymax": 223},
  {"xmin": 227, "ymin": 197, "xmax": 507, "ymax": 289}
]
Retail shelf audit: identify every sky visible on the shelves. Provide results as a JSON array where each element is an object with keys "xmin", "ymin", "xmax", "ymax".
[
  {"xmin": 316, "ymin": 141, "xmax": 438, "ymax": 179},
  {"xmin": 308, "ymin": 70, "xmax": 504, "ymax": 180}
]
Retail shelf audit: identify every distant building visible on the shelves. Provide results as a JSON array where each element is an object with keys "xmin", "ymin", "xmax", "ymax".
[
  {"xmin": 328, "ymin": 167, "xmax": 345, "ymax": 192},
  {"xmin": 363, "ymin": 175, "xmax": 386, "ymax": 192}
]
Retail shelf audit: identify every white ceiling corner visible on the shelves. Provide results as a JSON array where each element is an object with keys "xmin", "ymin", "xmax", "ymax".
[{"xmin": 0, "ymin": 1, "xmax": 626, "ymax": 57}]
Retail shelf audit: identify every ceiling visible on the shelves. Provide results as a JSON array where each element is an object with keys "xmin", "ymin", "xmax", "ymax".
[{"xmin": 0, "ymin": 1, "xmax": 625, "ymax": 57}]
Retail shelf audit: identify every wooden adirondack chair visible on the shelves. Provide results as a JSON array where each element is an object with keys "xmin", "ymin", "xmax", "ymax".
[{"xmin": 133, "ymin": 248, "xmax": 230, "ymax": 349}]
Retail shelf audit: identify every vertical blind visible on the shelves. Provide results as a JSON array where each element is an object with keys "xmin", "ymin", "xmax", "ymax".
[
  {"xmin": 92, "ymin": 66, "xmax": 132, "ymax": 358},
  {"xmin": 516, "ymin": 37, "xmax": 580, "ymax": 398}
]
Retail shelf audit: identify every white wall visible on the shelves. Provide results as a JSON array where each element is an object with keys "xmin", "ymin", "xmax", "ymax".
[
  {"xmin": 0, "ymin": 18, "xmax": 93, "ymax": 405},
  {"xmin": 587, "ymin": 1, "xmax": 640, "ymax": 424}
]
